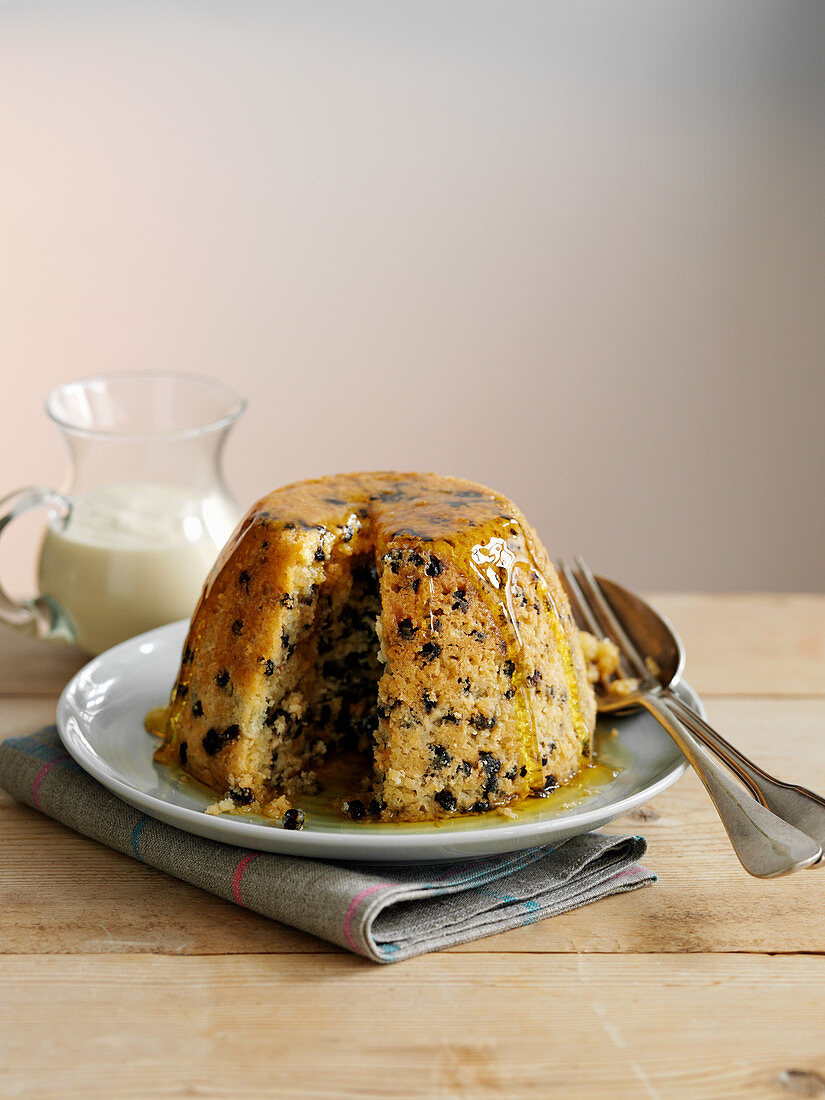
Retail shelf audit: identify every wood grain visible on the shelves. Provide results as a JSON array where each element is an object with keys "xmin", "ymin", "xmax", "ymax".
[
  {"xmin": 0, "ymin": 629, "xmax": 87, "ymax": 696},
  {"xmin": 1, "ymin": 954, "xmax": 825, "ymax": 1099},
  {"xmin": 652, "ymin": 593, "xmax": 825, "ymax": 696}
]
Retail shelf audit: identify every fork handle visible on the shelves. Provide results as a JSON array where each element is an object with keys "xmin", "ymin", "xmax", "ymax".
[
  {"xmin": 662, "ymin": 688, "xmax": 825, "ymax": 856},
  {"xmin": 636, "ymin": 691, "xmax": 821, "ymax": 877}
]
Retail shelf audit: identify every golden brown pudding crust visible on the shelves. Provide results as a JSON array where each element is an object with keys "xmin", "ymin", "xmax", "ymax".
[{"xmin": 157, "ymin": 471, "xmax": 597, "ymax": 822}]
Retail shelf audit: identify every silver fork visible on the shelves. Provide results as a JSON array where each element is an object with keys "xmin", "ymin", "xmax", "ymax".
[
  {"xmin": 563, "ymin": 556, "xmax": 825, "ymax": 852},
  {"xmin": 558, "ymin": 557, "xmax": 822, "ymax": 878}
]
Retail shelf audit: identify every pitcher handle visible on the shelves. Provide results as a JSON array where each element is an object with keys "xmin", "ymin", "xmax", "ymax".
[{"xmin": 0, "ymin": 486, "xmax": 74, "ymax": 641}]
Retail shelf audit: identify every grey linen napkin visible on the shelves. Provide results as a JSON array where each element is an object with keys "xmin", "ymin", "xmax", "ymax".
[{"xmin": 0, "ymin": 727, "xmax": 655, "ymax": 962}]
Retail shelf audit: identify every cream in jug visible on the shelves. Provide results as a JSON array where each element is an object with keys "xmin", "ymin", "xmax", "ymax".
[
  {"xmin": 0, "ymin": 373, "xmax": 245, "ymax": 654},
  {"xmin": 38, "ymin": 481, "xmax": 239, "ymax": 654}
]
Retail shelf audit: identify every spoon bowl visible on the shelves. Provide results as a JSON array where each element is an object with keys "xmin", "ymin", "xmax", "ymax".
[{"xmin": 593, "ymin": 576, "xmax": 684, "ymax": 694}]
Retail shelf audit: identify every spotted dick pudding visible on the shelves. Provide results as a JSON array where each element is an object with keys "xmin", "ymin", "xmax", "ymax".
[{"xmin": 153, "ymin": 471, "xmax": 598, "ymax": 825}]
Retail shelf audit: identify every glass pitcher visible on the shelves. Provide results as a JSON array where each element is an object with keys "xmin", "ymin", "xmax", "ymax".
[{"xmin": 0, "ymin": 372, "xmax": 246, "ymax": 654}]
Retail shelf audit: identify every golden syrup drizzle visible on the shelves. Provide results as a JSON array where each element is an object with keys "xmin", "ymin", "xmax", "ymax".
[
  {"xmin": 426, "ymin": 571, "xmax": 439, "ymax": 637},
  {"xmin": 465, "ymin": 526, "xmax": 592, "ymax": 784},
  {"xmin": 415, "ymin": 530, "xmax": 542, "ymax": 795},
  {"xmin": 465, "ymin": 533, "xmax": 544, "ymax": 791},
  {"xmin": 535, "ymin": 580, "xmax": 591, "ymax": 747},
  {"xmin": 159, "ymin": 621, "xmax": 202, "ymax": 754},
  {"xmin": 145, "ymin": 705, "xmax": 170, "ymax": 738},
  {"xmin": 146, "ymin": 704, "xmax": 181, "ymax": 768}
]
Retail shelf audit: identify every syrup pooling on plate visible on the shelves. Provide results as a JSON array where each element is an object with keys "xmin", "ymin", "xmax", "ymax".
[
  {"xmin": 154, "ymin": 472, "xmax": 596, "ymax": 821},
  {"xmin": 144, "ymin": 706, "xmax": 169, "ymax": 738},
  {"xmin": 148, "ymin": 726, "xmax": 621, "ymax": 831}
]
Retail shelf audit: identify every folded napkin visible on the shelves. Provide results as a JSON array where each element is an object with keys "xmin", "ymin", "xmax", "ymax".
[{"xmin": 0, "ymin": 727, "xmax": 655, "ymax": 963}]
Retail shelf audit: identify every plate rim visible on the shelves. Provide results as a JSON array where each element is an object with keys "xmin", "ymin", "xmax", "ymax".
[{"xmin": 57, "ymin": 619, "xmax": 695, "ymax": 861}]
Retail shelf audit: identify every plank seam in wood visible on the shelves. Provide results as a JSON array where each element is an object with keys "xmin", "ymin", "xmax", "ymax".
[{"xmin": 2, "ymin": 948, "xmax": 824, "ymax": 959}]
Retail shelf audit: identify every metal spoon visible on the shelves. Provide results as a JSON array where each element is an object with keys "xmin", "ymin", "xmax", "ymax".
[
  {"xmin": 560, "ymin": 565, "xmax": 823, "ymax": 878},
  {"xmin": 593, "ymin": 574, "xmax": 825, "ymax": 858}
]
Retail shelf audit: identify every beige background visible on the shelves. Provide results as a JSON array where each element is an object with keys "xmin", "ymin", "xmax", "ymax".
[{"xmin": 1, "ymin": 2, "xmax": 823, "ymax": 595}]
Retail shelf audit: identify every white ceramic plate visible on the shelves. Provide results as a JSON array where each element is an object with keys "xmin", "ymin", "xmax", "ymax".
[{"xmin": 57, "ymin": 620, "xmax": 697, "ymax": 862}]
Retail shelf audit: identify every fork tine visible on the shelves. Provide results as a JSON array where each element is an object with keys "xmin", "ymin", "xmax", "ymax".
[
  {"xmin": 556, "ymin": 559, "xmax": 602, "ymax": 636},
  {"xmin": 572, "ymin": 556, "xmax": 650, "ymax": 682}
]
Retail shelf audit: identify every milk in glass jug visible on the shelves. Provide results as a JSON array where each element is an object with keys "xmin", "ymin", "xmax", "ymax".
[{"xmin": 0, "ymin": 372, "xmax": 245, "ymax": 654}]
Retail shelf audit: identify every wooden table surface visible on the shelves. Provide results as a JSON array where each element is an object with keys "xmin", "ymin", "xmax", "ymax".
[{"xmin": 2, "ymin": 594, "xmax": 824, "ymax": 1099}]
